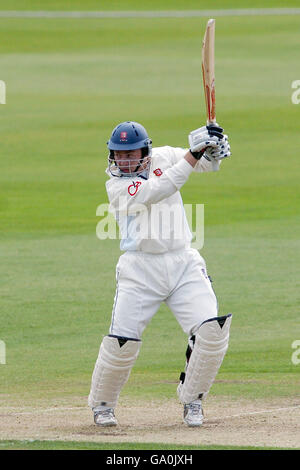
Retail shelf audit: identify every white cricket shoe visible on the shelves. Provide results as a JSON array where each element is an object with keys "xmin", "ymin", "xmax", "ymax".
[
  {"xmin": 183, "ymin": 399, "xmax": 204, "ymax": 427},
  {"xmin": 94, "ymin": 408, "xmax": 118, "ymax": 427}
]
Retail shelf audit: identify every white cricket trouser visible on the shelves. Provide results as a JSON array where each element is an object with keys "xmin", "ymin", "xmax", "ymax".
[{"xmin": 109, "ymin": 248, "xmax": 218, "ymax": 339}]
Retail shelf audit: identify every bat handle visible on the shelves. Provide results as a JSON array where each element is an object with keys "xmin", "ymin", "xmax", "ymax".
[{"xmin": 207, "ymin": 119, "xmax": 219, "ymax": 172}]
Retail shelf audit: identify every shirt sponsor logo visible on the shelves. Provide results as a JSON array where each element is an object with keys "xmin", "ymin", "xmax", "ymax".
[
  {"xmin": 128, "ymin": 181, "xmax": 142, "ymax": 196},
  {"xmin": 153, "ymin": 168, "xmax": 163, "ymax": 176}
]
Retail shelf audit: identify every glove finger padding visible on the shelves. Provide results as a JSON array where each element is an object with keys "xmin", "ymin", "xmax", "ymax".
[
  {"xmin": 206, "ymin": 124, "xmax": 224, "ymax": 139},
  {"xmin": 205, "ymin": 145, "xmax": 231, "ymax": 161},
  {"xmin": 204, "ymin": 135, "xmax": 231, "ymax": 161}
]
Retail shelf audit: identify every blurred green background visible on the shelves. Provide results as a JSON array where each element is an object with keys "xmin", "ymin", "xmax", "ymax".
[{"xmin": 0, "ymin": 1, "xmax": 299, "ymax": 405}]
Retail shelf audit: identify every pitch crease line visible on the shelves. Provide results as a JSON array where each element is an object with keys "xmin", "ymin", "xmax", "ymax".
[
  {"xmin": 211, "ymin": 405, "xmax": 300, "ymax": 420},
  {"xmin": 2, "ymin": 404, "xmax": 300, "ymax": 417}
]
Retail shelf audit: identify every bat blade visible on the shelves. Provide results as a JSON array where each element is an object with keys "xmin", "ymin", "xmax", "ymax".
[
  {"xmin": 202, "ymin": 18, "xmax": 216, "ymax": 124},
  {"xmin": 202, "ymin": 18, "xmax": 218, "ymax": 171}
]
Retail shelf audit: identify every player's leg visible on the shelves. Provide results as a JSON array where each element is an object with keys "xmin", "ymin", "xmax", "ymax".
[
  {"xmin": 177, "ymin": 314, "xmax": 232, "ymax": 426},
  {"xmin": 88, "ymin": 335, "xmax": 142, "ymax": 426},
  {"xmin": 88, "ymin": 253, "xmax": 166, "ymax": 426},
  {"xmin": 166, "ymin": 248, "xmax": 232, "ymax": 426}
]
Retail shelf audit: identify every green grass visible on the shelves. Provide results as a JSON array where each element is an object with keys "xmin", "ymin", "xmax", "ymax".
[
  {"xmin": 1, "ymin": 1, "xmax": 300, "ymax": 11},
  {"xmin": 0, "ymin": 1, "xmax": 300, "ymax": 450},
  {"xmin": 0, "ymin": 440, "xmax": 297, "ymax": 450}
]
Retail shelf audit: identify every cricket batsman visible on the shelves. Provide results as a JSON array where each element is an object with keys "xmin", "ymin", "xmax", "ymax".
[{"xmin": 88, "ymin": 121, "xmax": 232, "ymax": 427}]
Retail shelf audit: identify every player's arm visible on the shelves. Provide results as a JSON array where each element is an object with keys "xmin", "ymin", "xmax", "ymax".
[
  {"xmin": 107, "ymin": 126, "xmax": 230, "ymax": 215},
  {"xmin": 107, "ymin": 141, "xmax": 219, "ymax": 216},
  {"xmin": 107, "ymin": 156, "xmax": 195, "ymax": 215}
]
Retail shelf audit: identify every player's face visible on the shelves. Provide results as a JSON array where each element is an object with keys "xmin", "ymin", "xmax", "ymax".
[{"xmin": 114, "ymin": 149, "xmax": 143, "ymax": 174}]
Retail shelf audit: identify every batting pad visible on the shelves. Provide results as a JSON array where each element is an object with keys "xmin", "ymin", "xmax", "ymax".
[
  {"xmin": 88, "ymin": 335, "xmax": 141, "ymax": 409},
  {"xmin": 177, "ymin": 314, "xmax": 232, "ymax": 404}
]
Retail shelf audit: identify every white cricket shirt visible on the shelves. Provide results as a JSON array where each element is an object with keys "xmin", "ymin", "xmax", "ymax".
[{"xmin": 105, "ymin": 146, "xmax": 217, "ymax": 254}]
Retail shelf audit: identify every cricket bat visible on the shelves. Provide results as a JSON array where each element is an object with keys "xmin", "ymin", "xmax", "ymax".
[{"xmin": 202, "ymin": 18, "xmax": 218, "ymax": 171}]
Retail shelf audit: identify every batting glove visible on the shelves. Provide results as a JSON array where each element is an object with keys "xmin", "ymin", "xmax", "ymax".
[
  {"xmin": 204, "ymin": 134, "xmax": 231, "ymax": 161},
  {"xmin": 188, "ymin": 125, "xmax": 220, "ymax": 157}
]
